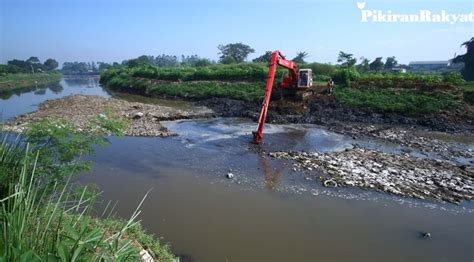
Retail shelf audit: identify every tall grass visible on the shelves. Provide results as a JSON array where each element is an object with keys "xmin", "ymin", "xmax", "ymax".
[
  {"xmin": 0, "ymin": 121, "xmax": 174, "ymax": 261},
  {"xmin": 0, "ymin": 143, "xmax": 174, "ymax": 261}
]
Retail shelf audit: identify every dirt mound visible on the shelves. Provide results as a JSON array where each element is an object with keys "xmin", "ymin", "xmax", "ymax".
[{"xmin": 4, "ymin": 95, "xmax": 213, "ymax": 137}]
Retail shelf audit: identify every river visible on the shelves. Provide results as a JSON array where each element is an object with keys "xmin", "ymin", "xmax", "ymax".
[{"xmin": 1, "ymin": 76, "xmax": 473, "ymax": 261}]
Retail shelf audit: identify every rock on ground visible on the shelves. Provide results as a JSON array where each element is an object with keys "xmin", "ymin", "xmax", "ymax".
[
  {"xmin": 4, "ymin": 95, "xmax": 213, "ymax": 137},
  {"xmin": 270, "ymin": 148, "xmax": 474, "ymax": 204}
]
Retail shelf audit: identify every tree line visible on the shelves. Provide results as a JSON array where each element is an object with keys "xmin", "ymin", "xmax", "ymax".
[
  {"xmin": 2, "ymin": 38, "xmax": 471, "ymax": 80},
  {"xmin": 0, "ymin": 57, "xmax": 59, "ymax": 74}
]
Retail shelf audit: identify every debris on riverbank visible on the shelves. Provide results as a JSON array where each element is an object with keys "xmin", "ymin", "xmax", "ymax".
[
  {"xmin": 4, "ymin": 95, "xmax": 213, "ymax": 137},
  {"xmin": 270, "ymin": 148, "xmax": 474, "ymax": 204},
  {"xmin": 325, "ymin": 123, "xmax": 474, "ymax": 161}
]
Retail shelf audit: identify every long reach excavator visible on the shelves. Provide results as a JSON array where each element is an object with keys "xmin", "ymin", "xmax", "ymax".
[{"xmin": 252, "ymin": 50, "xmax": 313, "ymax": 144}]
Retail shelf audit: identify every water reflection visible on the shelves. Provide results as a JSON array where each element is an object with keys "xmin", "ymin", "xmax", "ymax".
[
  {"xmin": 259, "ymin": 155, "xmax": 285, "ymax": 191},
  {"xmin": 0, "ymin": 76, "xmax": 110, "ymax": 121},
  {"xmin": 48, "ymin": 83, "xmax": 64, "ymax": 94},
  {"xmin": 63, "ymin": 76, "xmax": 100, "ymax": 88}
]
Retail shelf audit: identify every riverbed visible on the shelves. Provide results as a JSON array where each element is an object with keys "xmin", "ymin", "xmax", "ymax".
[{"xmin": 1, "ymin": 76, "xmax": 473, "ymax": 261}]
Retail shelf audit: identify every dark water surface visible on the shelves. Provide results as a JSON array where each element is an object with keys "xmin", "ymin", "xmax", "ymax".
[{"xmin": 1, "ymin": 77, "xmax": 473, "ymax": 261}]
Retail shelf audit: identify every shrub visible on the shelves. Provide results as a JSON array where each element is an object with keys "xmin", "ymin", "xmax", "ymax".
[
  {"xmin": 331, "ymin": 68, "xmax": 360, "ymax": 86},
  {"xmin": 443, "ymin": 72, "xmax": 466, "ymax": 86}
]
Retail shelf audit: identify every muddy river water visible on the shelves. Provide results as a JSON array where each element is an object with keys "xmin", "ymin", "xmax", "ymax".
[{"xmin": 1, "ymin": 76, "xmax": 473, "ymax": 261}]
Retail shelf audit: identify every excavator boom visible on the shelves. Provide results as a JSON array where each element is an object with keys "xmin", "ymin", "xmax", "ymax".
[{"xmin": 252, "ymin": 50, "xmax": 308, "ymax": 144}]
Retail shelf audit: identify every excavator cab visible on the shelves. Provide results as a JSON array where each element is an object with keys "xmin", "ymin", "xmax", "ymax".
[{"xmin": 297, "ymin": 69, "xmax": 313, "ymax": 88}]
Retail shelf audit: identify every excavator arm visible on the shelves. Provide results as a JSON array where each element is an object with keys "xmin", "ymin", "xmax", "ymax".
[{"xmin": 252, "ymin": 50, "xmax": 299, "ymax": 144}]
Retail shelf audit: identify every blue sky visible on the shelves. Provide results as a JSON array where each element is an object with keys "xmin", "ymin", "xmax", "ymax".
[{"xmin": 0, "ymin": 0, "xmax": 473, "ymax": 65}]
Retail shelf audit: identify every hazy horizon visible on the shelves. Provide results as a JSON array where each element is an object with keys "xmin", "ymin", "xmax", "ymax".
[{"xmin": 1, "ymin": 0, "xmax": 473, "ymax": 65}]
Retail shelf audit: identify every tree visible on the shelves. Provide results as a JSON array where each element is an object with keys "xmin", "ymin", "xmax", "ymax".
[
  {"xmin": 369, "ymin": 57, "xmax": 384, "ymax": 72},
  {"xmin": 357, "ymin": 57, "xmax": 370, "ymax": 72},
  {"xmin": 61, "ymin": 62, "xmax": 89, "ymax": 74},
  {"xmin": 26, "ymin": 56, "xmax": 40, "ymax": 64},
  {"xmin": 384, "ymin": 56, "xmax": 398, "ymax": 70},
  {"xmin": 292, "ymin": 51, "xmax": 309, "ymax": 64},
  {"xmin": 7, "ymin": 59, "xmax": 31, "ymax": 73},
  {"xmin": 98, "ymin": 62, "xmax": 111, "ymax": 72},
  {"xmin": 252, "ymin": 51, "xmax": 272, "ymax": 63},
  {"xmin": 218, "ymin": 43, "xmax": 255, "ymax": 63},
  {"xmin": 337, "ymin": 51, "xmax": 357, "ymax": 67},
  {"xmin": 154, "ymin": 54, "xmax": 178, "ymax": 67},
  {"xmin": 453, "ymin": 37, "xmax": 474, "ymax": 81},
  {"xmin": 181, "ymin": 55, "xmax": 212, "ymax": 67},
  {"xmin": 126, "ymin": 55, "xmax": 154, "ymax": 68},
  {"xmin": 43, "ymin": 58, "xmax": 59, "ymax": 71}
]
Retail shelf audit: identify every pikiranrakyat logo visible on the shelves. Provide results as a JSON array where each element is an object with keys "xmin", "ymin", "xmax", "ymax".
[{"xmin": 357, "ymin": 1, "xmax": 474, "ymax": 24}]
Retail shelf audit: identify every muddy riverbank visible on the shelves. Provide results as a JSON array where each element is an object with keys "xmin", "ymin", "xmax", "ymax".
[
  {"xmin": 197, "ymin": 97, "xmax": 474, "ymax": 133},
  {"xmin": 270, "ymin": 148, "xmax": 474, "ymax": 204},
  {"xmin": 3, "ymin": 94, "xmax": 213, "ymax": 136}
]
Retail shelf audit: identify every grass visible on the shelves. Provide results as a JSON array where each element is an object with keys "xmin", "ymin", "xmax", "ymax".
[
  {"xmin": 334, "ymin": 87, "xmax": 463, "ymax": 114},
  {"xmin": 0, "ymin": 72, "xmax": 62, "ymax": 93}
]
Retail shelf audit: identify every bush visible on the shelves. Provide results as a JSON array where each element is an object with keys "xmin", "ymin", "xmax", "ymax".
[
  {"xmin": 103, "ymin": 63, "xmax": 269, "ymax": 83},
  {"xmin": 331, "ymin": 68, "xmax": 360, "ymax": 86},
  {"xmin": 443, "ymin": 72, "xmax": 466, "ymax": 86}
]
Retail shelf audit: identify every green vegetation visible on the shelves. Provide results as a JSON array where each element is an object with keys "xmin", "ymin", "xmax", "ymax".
[
  {"xmin": 334, "ymin": 88, "xmax": 462, "ymax": 114},
  {"xmin": 461, "ymin": 81, "xmax": 474, "ymax": 104},
  {"xmin": 101, "ymin": 40, "xmax": 471, "ymax": 115},
  {"xmin": 105, "ymin": 75, "xmax": 263, "ymax": 101},
  {"xmin": 1, "ymin": 57, "xmax": 59, "ymax": 74},
  {"xmin": 102, "ymin": 63, "xmax": 269, "ymax": 82},
  {"xmin": 0, "ymin": 72, "xmax": 62, "ymax": 94},
  {"xmin": 100, "ymin": 63, "xmax": 271, "ymax": 101},
  {"xmin": 218, "ymin": 42, "xmax": 255, "ymax": 64},
  {"xmin": 0, "ymin": 117, "xmax": 173, "ymax": 261}
]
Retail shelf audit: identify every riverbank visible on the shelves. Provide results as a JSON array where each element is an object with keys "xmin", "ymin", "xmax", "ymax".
[
  {"xmin": 5, "ymin": 83, "xmax": 473, "ymax": 206},
  {"xmin": 3, "ymin": 94, "xmax": 213, "ymax": 136},
  {"xmin": 0, "ymin": 72, "xmax": 62, "ymax": 93},
  {"xmin": 270, "ymin": 149, "xmax": 474, "ymax": 204}
]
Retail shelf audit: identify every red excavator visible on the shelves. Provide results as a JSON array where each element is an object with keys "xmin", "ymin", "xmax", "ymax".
[{"xmin": 252, "ymin": 50, "xmax": 313, "ymax": 144}]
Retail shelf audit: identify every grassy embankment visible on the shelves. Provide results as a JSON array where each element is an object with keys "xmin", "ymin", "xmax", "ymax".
[
  {"xmin": 334, "ymin": 74, "xmax": 467, "ymax": 114},
  {"xmin": 100, "ymin": 64, "xmax": 268, "ymax": 101},
  {"xmin": 0, "ymin": 72, "xmax": 62, "ymax": 94},
  {"xmin": 101, "ymin": 64, "xmax": 468, "ymax": 114},
  {"xmin": 0, "ymin": 117, "xmax": 175, "ymax": 261}
]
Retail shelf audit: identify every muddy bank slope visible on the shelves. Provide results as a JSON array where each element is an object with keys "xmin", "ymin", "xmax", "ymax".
[
  {"xmin": 197, "ymin": 97, "xmax": 474, "ymax": 133},
  {"xmin": 4, "ymin": 95, "xmax": 213, "ymax": 136}
]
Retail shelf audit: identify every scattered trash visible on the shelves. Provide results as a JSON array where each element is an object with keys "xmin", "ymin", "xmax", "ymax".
[
  {"xmin": 226, "ymin": 173, "xmax": 235, "ymax": 179},
  {"xmin": 133, "ymin": 112, "xmax": 144, "ymax": 119},
  {"xmin": 323, "ymin": 179, "xmax": 338, "ymax": 188},
  {"xmin": 421, "ymin": 232, "xmax": 431, "ymax": 239}
]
